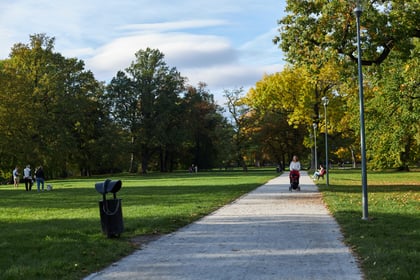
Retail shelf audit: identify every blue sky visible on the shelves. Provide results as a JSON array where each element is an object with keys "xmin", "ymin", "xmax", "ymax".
[{"xmin": 0, "ymin": 0, "xmax": 287, "ymax": 102}]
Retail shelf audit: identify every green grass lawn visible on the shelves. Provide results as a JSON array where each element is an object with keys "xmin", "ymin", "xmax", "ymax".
[
  {"xmin": 317, "ymin": 169, "xmax": 420, "ymax": 280},
  {"xmin": 0, "ymin": 169, "xmax": 276, "ymax": 280}
]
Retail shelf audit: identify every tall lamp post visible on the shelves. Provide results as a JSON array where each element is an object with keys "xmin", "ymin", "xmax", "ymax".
[
  {"xmin": 313, "ymin": 123, "xmax": 318, "ymax": 170},
  {"xmin": 354, "ymin": 2, "xmax": 369, "ymax": 220},
  {"xmin": 322, "ymin": 96, "xmax": 329, "ymax": 187}
]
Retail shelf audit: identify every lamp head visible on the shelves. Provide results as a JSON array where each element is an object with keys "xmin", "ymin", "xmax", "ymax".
[
  {"xmin": 354, "ymin": 7, "xmax": 362, "ymax": 17},
  {"xmin": 354, "ymin": 0, "xmax": 363, "ymax": 17}
]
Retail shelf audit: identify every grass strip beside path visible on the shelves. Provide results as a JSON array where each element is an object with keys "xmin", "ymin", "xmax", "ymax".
[{"xmin": 317, "ymin": 169, "xmax": 420, "ymax": 280}]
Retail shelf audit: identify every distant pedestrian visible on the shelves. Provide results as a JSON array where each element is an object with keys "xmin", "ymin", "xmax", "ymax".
[
  {"xmin": 12, "ymin": 166, "xmax": 20, "ymax": 188},
  {"xmin": 35, "ymin": 166, "xmax": 45, "ymax": 192},
  {"xmin": 289, "ymin": 155, "xmax": 301, "ymax": 185},
  {"xmin": 23, "ymin": 165, "xmax": 33, "ymax": 191}
]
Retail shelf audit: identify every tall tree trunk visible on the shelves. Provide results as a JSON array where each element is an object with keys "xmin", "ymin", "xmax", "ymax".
[
  {"xmin": 399, "ymin": 139, "xmax": 411, "ymax": 171},
  {"xmin": 159, "ymin": 148, "xmax": 168, "ymax": 172},
  {"xmin": 141, "ymin": 150, "xmax": 149, "ymax": 174},
  {"xmin": 129, "ymin": 135, "xmax": 136, "ymax": 173},
  {"xmin": 350, "ymin": 146, "xmax": 356, "ymax": 168}
]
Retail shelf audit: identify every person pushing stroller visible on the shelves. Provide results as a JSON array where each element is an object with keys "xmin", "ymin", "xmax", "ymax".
[{"xmin": 289, "ymin": 155, "xmax": 301, "ymax": 191}]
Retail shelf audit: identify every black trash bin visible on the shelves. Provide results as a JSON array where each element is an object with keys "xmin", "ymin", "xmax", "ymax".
[{"xmin": 95, "ymin": 179, "xmax": 124, "ymax": 238}]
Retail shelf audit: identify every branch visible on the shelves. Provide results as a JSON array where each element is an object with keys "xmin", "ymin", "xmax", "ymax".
[{"xmin": 344, "ymin": 40, "xmax": 393, "ymax": 66}]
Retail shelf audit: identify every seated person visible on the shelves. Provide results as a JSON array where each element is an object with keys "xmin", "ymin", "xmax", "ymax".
[{"xmin": 313, "ymin": 164, "xmax": 325, "ymax": 180}]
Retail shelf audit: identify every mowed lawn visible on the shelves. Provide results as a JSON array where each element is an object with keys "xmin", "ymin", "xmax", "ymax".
[
  {"xmin": 1, "ymin": 168, "xmax": 419, "ymax": 280},
  {"xmin": 0, "ymin": 169, "xmax": 276, "ymax": 280},
  {"xmin": 318, "ymin": 169, "xmax": 420, "ymax": 280}
]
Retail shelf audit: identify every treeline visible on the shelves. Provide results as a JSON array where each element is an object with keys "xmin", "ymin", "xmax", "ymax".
[
  {"xmin": 0, "ymin": 34, "xmax": 305, "ymax": 181},
  {"xmin": 0, "ymin": 34, "xmax": 240, "ymax": 179}
]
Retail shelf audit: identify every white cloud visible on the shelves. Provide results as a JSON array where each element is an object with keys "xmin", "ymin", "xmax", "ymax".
[
  {"xmin": 118, "ymin": 19, "xmax": 229, "ymax": 33},
  {"xmin": 184, "ymin": 63, "xmax": 284, "ymax": 89},
  {"xmin": 85, "ymin": 31, "xmax": 236, "ymax": 75}
]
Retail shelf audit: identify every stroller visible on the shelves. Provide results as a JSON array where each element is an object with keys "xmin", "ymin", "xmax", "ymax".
[{"xmin": 289, "ymin": 170, "xmax": 300, "ymax": 191}]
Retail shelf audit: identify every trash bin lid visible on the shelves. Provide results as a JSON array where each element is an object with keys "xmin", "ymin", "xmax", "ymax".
[
  {"xmin": 107, "ymin": 180, "xmax": 122, "ymax": 193},
  {"xmin": 95, "ymin": 179, "xmax": 122, "ymax": 194}
]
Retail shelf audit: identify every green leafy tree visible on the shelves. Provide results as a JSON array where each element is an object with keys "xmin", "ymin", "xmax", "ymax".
[
  {"xmin": 107, "ymin": 48, "xmax": 185, "ymax": 173},
  {"xmin": 224, "ymin": 87, "xmax": 250, "ymax": 170},
  {"xmin": 274, "ymin": 0, "xmax": 419, "ymax": 66},
  {"xmin": 366, "ymin": 41, "xmax": 420, "ymax": 170},
  {"xmin": 0, "ymin": 34, "xmax": 108, "ymax": 177},
  {"xmin": 181, "ymin": 83, "xmax": 228, "ymax": 170}
]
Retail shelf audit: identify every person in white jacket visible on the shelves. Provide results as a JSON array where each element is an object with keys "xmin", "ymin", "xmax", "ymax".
[
  {"xmin": 23, "ymin": 165, "xmax": 33, "ymax": 191},
  {"xmin": 289, "ymin": 155, "xmax": 301, "ymax": 185},
  {"xmin": 289, "ymin": 155, "xmax": 301, "ymax": 171}
]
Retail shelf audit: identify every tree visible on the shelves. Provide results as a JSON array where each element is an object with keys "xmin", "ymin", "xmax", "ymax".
[
  {"xmin": 107, "ymin": 48, "xmax": 185, "ymax": 173},
  {"xmin": 181, "ymin": 83, "xmax": 228, "ymax": 170},
  {"xmin": 153, "ymin": 70, "xmax": 187, "ymax": 172},
  {"xmin": 365, "ymin": 40, "xmax": 420, "ymax": 170},
  {"xmin": 0, "ymin": 34, "xmax": 107, "ymax": 177},
  {"xmin": 274, "ymin": 0, "xmax": 419, "ymax": 66},
  {"xmin": 224, "ymin": 88, "xmax": 249, "ymax": 170},
  {"xmin": 243, "ymin": 69, "xmax": 309, "ymax": 166}
]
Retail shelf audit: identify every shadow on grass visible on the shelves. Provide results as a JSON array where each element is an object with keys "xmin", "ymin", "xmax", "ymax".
[
  {"xmin": 0, "ymin": 217, "xmax": 130, "ymax": 280},
  {"xmin": 332, "ymin": 210, "xmax": 419, "ymax": 280},
  {"xmin": 2, "ymin": 203, "xmax": 269, "ymax": 280},
  {"xmin": 0, "ymin": 183, "xmax": 262, "ymax": 210},
  {"xmin": 319, "ymin": 184, "xmax": 419, "ymax": 194}
]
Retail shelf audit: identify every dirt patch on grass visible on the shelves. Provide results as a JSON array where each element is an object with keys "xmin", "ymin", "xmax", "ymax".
[{"xmin": 130, "ymin": 234, "xmax": 164, "ymax": 249}]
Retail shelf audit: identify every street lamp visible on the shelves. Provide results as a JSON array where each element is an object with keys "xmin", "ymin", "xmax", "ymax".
[
  {"xmin": 313, "ymin": 122, "xmax": 318, "ymax": 170},
  {"xmin": 321, "ymin": 96, "xmax": 329, "ymax": 187},
  {"xmin": 354, "ymin": 2, "xmax": 369, "ymax": 220}
]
